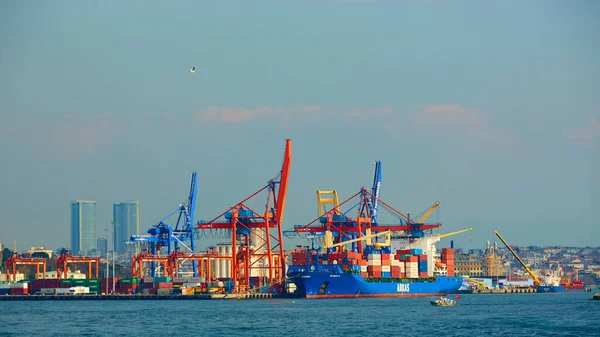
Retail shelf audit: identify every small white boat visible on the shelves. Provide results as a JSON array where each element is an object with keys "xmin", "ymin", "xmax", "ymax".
[{"xmin": 430, "ymin": 297, "xmax": 456, "ymax": 306}]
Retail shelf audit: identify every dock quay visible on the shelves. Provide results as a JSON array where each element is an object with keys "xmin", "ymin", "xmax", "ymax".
[
  {"xmin": 459, "ymin": 288, "xmax": 538, "ymax": 294},
  {"xmin": 0, "ymin": 293, "xmax": 294, "ymax": 301}
]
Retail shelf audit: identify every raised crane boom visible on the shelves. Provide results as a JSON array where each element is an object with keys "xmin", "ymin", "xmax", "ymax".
[
  {"xmin": 416, "ymin": 201, "xmax": 440, "ymax": 223},
  {"xmin": 437, "ymin": 227, "xmax": 473, "ymax": 239},
  {"xmin": 370, "ymin": 161, "xmax": 382, "ymax": 225},
  {"xmin": 494, "ymin": 230, "xmax": 542, "ymax": 286},
  {"xmin": 323, "ymin": 230, "xmax": 391, "ymax": 249}
]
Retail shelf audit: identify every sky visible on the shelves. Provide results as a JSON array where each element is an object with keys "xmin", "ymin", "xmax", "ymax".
[{"xmin": 0, "ymin": 0, "xmax": 598, "ymax": 253}]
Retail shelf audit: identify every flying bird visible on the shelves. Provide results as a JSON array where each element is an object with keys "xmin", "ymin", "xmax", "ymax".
[{"xmin": 189, "ymin": 67, "xmax": 195, "ymax": 73}]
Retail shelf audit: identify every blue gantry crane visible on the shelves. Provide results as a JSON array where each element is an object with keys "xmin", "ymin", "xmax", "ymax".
[{"xmin": 130, "ymin": 172, "xmax": 198, "ymax": 276}]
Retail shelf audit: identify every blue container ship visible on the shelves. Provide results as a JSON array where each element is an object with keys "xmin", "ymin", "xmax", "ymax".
[{"xmin": 287, "ymin": 264, "xmax": 463, "ymax": 298}]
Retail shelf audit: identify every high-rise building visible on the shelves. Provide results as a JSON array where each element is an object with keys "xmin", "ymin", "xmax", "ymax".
[
  {"xmin": 113, "ymin": 201, "xmax": 140, "ymax": 252},
  {"xmin": 70, "ymin": 200, "xmax": 97, "ymax": 255},
  {"xmin": 97, "ymin": 238, "xmax": 107, "ymax": 258}
]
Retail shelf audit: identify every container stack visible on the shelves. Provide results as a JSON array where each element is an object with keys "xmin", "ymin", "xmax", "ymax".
[
  {"xmin": 0, "ymin": 283, "xmax": 10, "ymax": 295},
  {"xmin": 441, "ymin": 248, "xmax": 455, "ymax": 276},
  {"xmin": 366, "ymin": 251, "xmax": 382, "ymax": 278},
  {"xmin": 405, "ymin": 256, "xmax": 419, "ymax": 278},
  {"xmin": 390, "ymin": 258, "xmax": 404, "ymax": 278},
  {"xmin": 100, "ymin": 278, "xmax": 116, "ymax": 294},
  {"xmin": 118, "ymin": 278, "xmax": 138, "ymax": 294},
  {"xmin": 418, "ymin": 255, "xmax": 428, "ymax": 278},
  {"xmin": 8, "ymin": 282, "xmax": 28, "ymax": 295},
  {"xmin": 87, "ymin": 278, "xmax": 100, "ymax": 294}
]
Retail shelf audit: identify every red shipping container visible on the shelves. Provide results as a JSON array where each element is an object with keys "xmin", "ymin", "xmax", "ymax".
[
  {"xmin": 33, "ymin": 279, "xmax": 47, "ymax": 290},
  {"xmin": 46, "ymin": 279, "xmax": 60, "ymax": 288},
  {"xmin": 370, "ymin": 271, "xmax": 382, "ymax": 278},
  {"xmin": 419, "ymin": 272, "xmax": 428, "ymax": 278},
  {"xmin": 156, "ymin": 282, "xmax": 173, "ymax": 289},
  {"xmin": 361, "ymin": 272, "xmax": 368, "ymax": 278},
  {"xmin": 10, "ymin": 288, "xmax": 29, "ymax": 295}
]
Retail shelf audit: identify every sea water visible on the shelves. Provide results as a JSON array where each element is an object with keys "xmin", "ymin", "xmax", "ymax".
[{"xmin": 0, "ymin": 292, "xmax": 598, "ymax": 336}]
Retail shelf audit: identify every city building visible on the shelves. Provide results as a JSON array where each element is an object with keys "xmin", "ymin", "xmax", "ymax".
[
  {"xmin": 113, "ymin": 200, "xmax": 141, "ymax": 252},
  {"xmin": 97, "ymin": 238, "xmax": 107, "ymax": 258},
  {"xmin": 455, "ymin": 253, "xmax": 483, "ymax": 277},
  {"xmin": 70, "ymin": 200, "xmax": 97, "ymax": 255}
]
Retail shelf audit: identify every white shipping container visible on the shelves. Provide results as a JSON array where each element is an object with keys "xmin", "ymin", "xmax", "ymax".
[
  {"xmin": 0, "ymin": 283, "xmax": 10, "ymax": 289},
  {"xmin": 187, "ymin": 277, "xmax": 205, "ymax": 283},
  {"xmin": 55, "ymin": 288, "xmax": 71, "ymax": 295},
  {"xmin": 143, "ymin": 277, "xmax": 155, "ymax": 283},
  {"xmin": 9, "ymin": 283, "xmax": 27, "ymax": 289},
  {"xmin": 173, "ymin": 277, "xmax": 187, "ymax": 283},
  {"xmin": 366, "ymin": 260, "xmax": 382, "ymax": 266},
  {"xmin": 382, "ymin": 266, "xmax": 391, "ymax": 272},
  {"xmin": 40, "ymin": 288, "xmax": 56, "ymax": 295},
  {"xmin": 70, "ymin": 286, "xmax": 90, "ymax": 294},
  {"xmin": 183, "ymin": 282, "xmax": 201, "ymax": 288},
  {"xmin": 367, "ymin": 255, "xmax": 381, "ymax": 261},
  {"xmin": 360, "ymin": 266, "xmax": 367, "ymax": 272}
]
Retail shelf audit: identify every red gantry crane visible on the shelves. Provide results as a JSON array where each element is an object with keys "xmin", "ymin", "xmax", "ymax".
[
  {"xmin": 56, "ymin": 250, "xmax": 100, "ymax": 280},
  {"xmin": 5, "ymin": 253, "xmax": 47, "ymax": 281},
  {"xmin": 197, "ymin": 139, "xmax": 292, "ymax": 293},
  {"xmin": 131, "ymin": 251, "xmax": 169, "ymax": 279}
]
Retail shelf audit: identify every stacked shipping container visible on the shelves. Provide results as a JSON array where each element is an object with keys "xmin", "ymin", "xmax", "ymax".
[{"xmin": 441, "ymin": 248, "xmax": 454, "ymax": 276}]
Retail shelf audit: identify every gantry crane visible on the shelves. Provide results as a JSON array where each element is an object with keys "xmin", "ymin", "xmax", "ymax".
[
  {"xmin": 130, "ymin": 172, "xmax": 198, "ymax": 276},
  {"xmin": 197, "ymin": 139, "xmax": 292, "ymax": 293},
  {"xmin": 56, "ymin": 251, "xmax": 100, "ymax": 280},
  {"xmin": 494, "ymin": 230, "xmax": 542, "ymax": 286},
  {"xmin": 317, "ymin": 190, "xmax": 341, "ymax": 217},
  {"xmin": 131, "ymin": 252, "xmax": 169, "ymax": 279},
  {"xmin": 5, "ymin": 254, "xmax": 47, "ymax": 281},
  {"xmin": 295, "ymin": 160, "xmax": 442, "ymax": 254}
]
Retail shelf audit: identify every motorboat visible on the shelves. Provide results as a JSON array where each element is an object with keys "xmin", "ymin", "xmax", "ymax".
[{"xmin": 430, "ymin": 297, "xmax": 456, "ymax": 306}]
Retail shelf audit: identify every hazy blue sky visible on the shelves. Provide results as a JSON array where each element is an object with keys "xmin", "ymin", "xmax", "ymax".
[{"xmin": 0, "ymin": 0, "xmax": 598, "ymax": 253}]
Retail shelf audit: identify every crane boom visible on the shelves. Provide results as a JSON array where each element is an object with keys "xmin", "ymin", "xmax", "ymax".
[
  {"xmin": 416, "ymin": 201, "xmax": 440, "ymax": 223},
  {"xmin": 437, "ymin": 227, "xmax": 473, "ymax": 239},
  {"xmin": 370, "ymin": 161, "xmax": 382, "ymax": 225},
  {"xmin": 494, "ymin": 230, "xmax": 542, "ymax": 286},
  {"xmin": 324, "ymin": 230, "xmax": 391, "ymax": 249},
  {"xmin": 275, "ymin": 139, "xmax": 292, "ymax": 224}
]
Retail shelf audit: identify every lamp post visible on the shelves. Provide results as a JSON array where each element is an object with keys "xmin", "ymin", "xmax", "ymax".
[
  {"xmin": 112, "ymin": 220, "xmax": 116, "ymax": 294},
  {"xmin": 104, "ymin": 227, "xmax": 109, "ymax": 295}
]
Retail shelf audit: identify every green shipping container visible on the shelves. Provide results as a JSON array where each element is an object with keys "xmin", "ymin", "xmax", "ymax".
[
  {"xmin": 154, "ymin": 277, "xmax": 171, "ymax": 283},
  {"xmin": 72, "ymin": 280, "xmax": 86, "ymax": 286}
]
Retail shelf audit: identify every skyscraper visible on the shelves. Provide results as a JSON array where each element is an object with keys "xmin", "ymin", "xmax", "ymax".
[
  {"xmin": 70, "ymin": 200, "xmax": 97, "ymax": 255},
  {"xmin": 113, "ymin": 201, "xmax": 140, "ymax": 252},
  {"xmin": 97, "ymin": 237, "xmax": 107, "ymax": 258}
]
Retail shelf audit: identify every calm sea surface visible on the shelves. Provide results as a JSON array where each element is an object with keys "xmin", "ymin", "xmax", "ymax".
[{"xmin": 0, "ymin": 292, "xmax": 598, "ymax": 337}]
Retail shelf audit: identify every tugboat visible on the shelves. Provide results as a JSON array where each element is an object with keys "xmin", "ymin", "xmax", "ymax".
[{"xmin": 430, "ymin": 296, "xmax": 456, "ymax": 306}]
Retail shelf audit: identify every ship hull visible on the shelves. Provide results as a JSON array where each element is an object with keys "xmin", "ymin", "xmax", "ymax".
[
  {"xmin": 536, "ymin": 285, "xmax": 566, "ymax": 293},
  {"xmin": 288, "ymin": 266, "xmax": 463, "ymax": 299}
]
